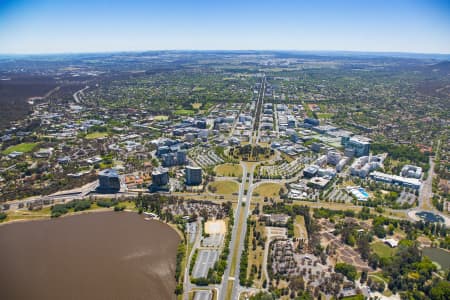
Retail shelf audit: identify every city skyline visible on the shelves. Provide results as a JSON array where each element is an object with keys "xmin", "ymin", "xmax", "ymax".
[{"xmin": 0, "ymin": 0, "xmax": 449, "ymax": 54}]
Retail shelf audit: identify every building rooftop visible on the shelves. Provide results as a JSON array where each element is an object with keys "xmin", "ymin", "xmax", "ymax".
[
  {"xmin": 186, "ymin": 166, "xmax": 202, "ymax": 171},
  {"xmin": 99, "ymin": 169, "xmax": 118, "ymax": 177},
  {"xmin": 383, "ymin": 238, "xmax": 399, "ymax": 248},
  {"xmin": 370, "ymin": 171, "xmax": 421, "ymax": 186},
  {"xmin": 152, "ymin": 167, "xmax": 169, "ymax": 175},
  {"xmin": 349, "ymin": 135, "xmax": 371, "ymax": 144}
]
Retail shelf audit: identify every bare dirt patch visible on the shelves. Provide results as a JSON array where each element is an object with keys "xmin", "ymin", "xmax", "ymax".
[{"xmin": 205, "ymin": 219, "xmax": 226, "ymax": 234}]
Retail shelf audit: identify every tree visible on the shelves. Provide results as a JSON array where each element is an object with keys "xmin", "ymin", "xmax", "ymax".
[
  {"xmin": 295, "ymin": 291, "xmax": 313, "ymax": 300},
  {"xmin": 174, "ymin": 284, "xmax": 183, "ymax": 295},
  {"xmin": 388, "ymin": 224, "xmax": 395, "ymax": 235},
  {"xmin": 200, "ymin": 208, "xmax": 209, "ymax": 221},
  {"xmin": 357, "ymin": 234, "xmax": 370, "ymax": 260},
  {"xmin": 373, "ymin": 224, "xmax": 386, "ymax": 238},
  {"xmin": 249, "ymin": 292, "xmax": 275, "ymax": 300},
  {"xmin": 360, "ymin": 270, "xmax": 368, "ymax": 283},
  {"xmin": 288, "ymin": 275, "xmax": 305, "ymax": 292},
  {"xmin": 368, "ymin": 253, "xmax": 379, "ymax": 269},
  {"xmin": 347, "ymin": 234, "xmax": 356, "ymax": 246},
  {"xmin": 335, "ymin": 263, "xmax": 357, "ymax": 281}
]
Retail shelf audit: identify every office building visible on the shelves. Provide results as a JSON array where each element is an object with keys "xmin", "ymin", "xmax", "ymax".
[
  {"xmin": 401, "ymin": 165, "xmax": 422, "ymax": 179},
  {"xmin": 315, "ymin": 155, "xmax": 328, "ymax": 167},
  {"xmin": 341, "ymin": 135, "xmax": 371, "ymax": 157},
  {"xmin": 304, "ymin": 118, "xmax": 320, "ymax": 127},
  {"xmin": 318, "ymin": 168, "xmax": 336, "ymax": 178},
  {"xmin": 176, "ymin": 150, "xmax": 187, "ymax": 165},
  {"xmin": 308, "ymin": 177, "xmax": 330, "ymax": 189},
  {"xmin": 186, "ymin": 166, "xmax": 202, "ymax": 185},
  {"xmin": 195, "ymin": 119, "xmax": 207, "ymax": 129},
  {"xmin": 370, "ymin": 171, "xmax": 421, "ymax": 190},
  {"xmin": 161, "ymin": 150, "xmax": 187, "ymax": 167},
  {"xmin": 327, "ymin": 150, "xmax": 342, "ymax": 166},
  {"xmin": 336, "ymin": 157, "xmax": 350, "ymax": 173},
  {"xmin": 156, "ymin": 145, "xmax": 170, "ymax": 156},
  {"xmin": 344, "ymin": 147, "xmax": 356, "ymax": 157},
  {"xmin": 161, "ymin": 153, "xmax": 175, "ymax": 167},
  {"xmin": 152, "ymin": 167, "xmax": 169, "ymax": 186},
  {"xmin": 303, "ymin": 165, "xmax": 319, "ymax": 178},
  {"xmin": 98, "ymin": 169, "xmax": 121, "ymax": 192},
  {"xmin": 350, "ymin": 155, "xmax": 384, "ymax": 178},
  {"xmin": 311, "ymin": 142, "xmax": 322, "ymax": 153},
  {"xmin": 287, "ymin": 117, "xmax": 296, "ymax": 128}
]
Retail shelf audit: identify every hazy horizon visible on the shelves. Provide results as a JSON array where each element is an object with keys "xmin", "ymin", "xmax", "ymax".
[{"xmin": 1, "ymin": 49, "xmax": 450, "ymax": 59}]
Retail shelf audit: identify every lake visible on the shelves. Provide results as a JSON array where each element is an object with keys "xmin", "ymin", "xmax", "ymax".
[
  {"xmin": 416, "ymin": 211, "xmax": 445, "ymax": 223},
  {"xmin": 0, "ymin": 211, "xmax": 180, "ymax": 300},
  {"xmin": 422, "ymin": 247, "xmax": 450, "ymax": 270}
]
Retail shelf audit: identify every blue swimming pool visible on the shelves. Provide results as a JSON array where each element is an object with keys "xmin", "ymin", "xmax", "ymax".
[{"xmin": 358, "ymin": 188, "xmax": 369, "ymax": 197}]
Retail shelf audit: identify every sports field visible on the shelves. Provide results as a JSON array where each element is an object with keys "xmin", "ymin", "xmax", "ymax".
[{"xmin": 2, "ymin": 142, "xmax": 39, "ymax": 155}]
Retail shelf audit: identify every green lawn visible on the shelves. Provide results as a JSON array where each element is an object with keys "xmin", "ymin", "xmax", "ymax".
[
  {"xmin": 154, "ymin": 115, "xmax": 169, "ymax": 121},
  {"xmin": 371, "ymin": 241, "xmax": 397, "ymax": 258},
  {"xmin": 316, "ymin": 112, "xmax": 334, "ymax": 119},
  {"xmin": 208, "ymin": 181, "xmax": 239, "ymax": 195},
  {"xmin": 2, "ymin": 142, "xmax": 39, "ymax": 155},
  {"xmin": 174, "ymin": 109, "xmax": 195, "ymax": 116},
  {"xmin": 253, "ymin": 183, "xmax": 283, "ymax": 198},
  {"xmin": 85, "ymin": 131, "xmax": 108, "ymax": 139},
  {"xmin": 215, "ymin": 163, "xmax": 243, "ymax": 177},
  {"xmin": 99, "ymin": 162, "xmax": 113, "ymax": 169},
  {"xmin": 342, "ymin": 295, "xmax": 364, "ymax": 300},
  {"xmin": 192, "ymin": 87, "xmax": 206, "ymax": 92}
]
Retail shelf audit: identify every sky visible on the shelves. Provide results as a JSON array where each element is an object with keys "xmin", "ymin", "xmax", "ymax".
[{"xmin": 0, "ymin": 0, "xmax": 449, "ymax": 54}]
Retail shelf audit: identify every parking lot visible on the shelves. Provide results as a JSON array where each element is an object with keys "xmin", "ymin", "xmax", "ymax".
[
  {"xmin": 201, "ymin": 233, "xmax": 224, "ymax": 248},
  {"xmin": 194, "ymin": 290, "xmax": 212, "ymax": 300},
  {"xmin": 396, "ymin": 190, "xmax": 417, "ymax": 205},
  {"xmin": 187, "ymin": 222, "xmax": 197, "ymax": 244},
  {"xmin": 260, "ymin": 156, "xmax": 313, "ymax": 179},
  {"xmin": 190, "ymin": 148, "xmax": 224, "ymax": 168},
  {"xmin": 192, "ymin": 250, "xmax": 219, "ymax": 279}
]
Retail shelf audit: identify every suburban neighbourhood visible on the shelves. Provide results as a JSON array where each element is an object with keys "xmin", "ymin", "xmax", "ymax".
[{"xmin": 1, "ymin": 51, "xmax": 449, "ymax": 300}]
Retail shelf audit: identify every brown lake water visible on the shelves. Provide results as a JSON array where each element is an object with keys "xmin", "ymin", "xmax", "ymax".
[
  {"xmin": 0, "ymin": 211, "xmax": 180, "ymax": 300},
  {"xmin": 422, "ymin": 247, "xmax": 450, "ymax": 270}
]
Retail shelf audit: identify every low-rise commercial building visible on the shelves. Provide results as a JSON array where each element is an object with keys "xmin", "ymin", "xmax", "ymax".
[
  {"xmin": 303, "ymin": 165, "xmax": 319, "ymax": 178},
  {"xmin": 370, "ymin": 171, "xmax": 421, "ymax": 189},
  {"xmin": 401, "ymin": 164, "xmax": 422, "ymax": 179},
  {"xmin": 304, "ymin": 118, "xmax": 320, "ymax": 127},
  {"xmin": 350, "ymin": 155, "xmax": 384, "ymax": 178},
  {"xmin": 308, "ymin": 177, "xmax": 330, "ymax": 189}
]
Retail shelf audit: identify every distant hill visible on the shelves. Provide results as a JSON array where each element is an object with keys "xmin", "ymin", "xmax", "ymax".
[
  {"xmin": 0, "ymin": 76, "xmax": 57, "ymax": 129},
  {"xmin": 427, "ymin": 61, "xmax": 450, "ymax": 75},
  {"xmin": 415, "ymin": 61, "xmax": 450, "ymax": 98}
]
